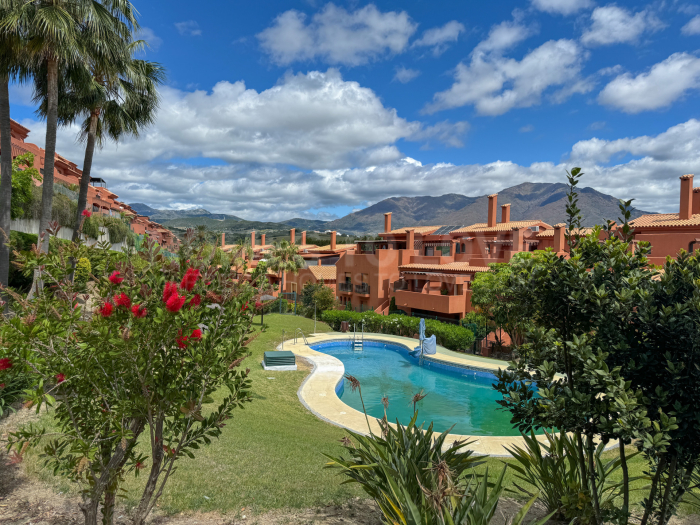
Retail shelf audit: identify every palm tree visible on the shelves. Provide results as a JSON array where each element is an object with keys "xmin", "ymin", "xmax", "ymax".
[
  {"xmin": 1, "ymin": 0, "xmax": 138, "ymax": 254},
  {"xmin": 0, "ymin": 2, "xmax": 27, "ymax": 303},
  {"xmin": 268, "ymin": 240, "xmax": 305, "ymax": 295},
  {"xmin": 230, "ymin": 238, "xmax": 253, "ymax": 278},
  {"xmin": 34, "ymin": 38, "xmax": 163, "ymax": 243}
]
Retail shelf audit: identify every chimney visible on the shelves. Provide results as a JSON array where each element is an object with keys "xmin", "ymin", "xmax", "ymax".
[
  {"xmin": 301, "ymin": 231, "xmax": 307, "ymax": 245},
  {"xmin": 501, "ymin": 203, "xmax": 511, "ymax": 223},
  {"xmin": 680, "ymin": 174, "xmax": 694, "ymax": 220},
  {"xmin": 250, "ymin": 230, "xmax": 256, "ymax": 248},
  {"xmin": 221, "ymin": 232, "xmax": 225, "ymax": 247},
  {"xmin": 318, "ymin": 258, "xmax": 322, "ymax": 266},
  {"xmin": 384, "ymin": 212, "xmax": 392, "ymax": 233},
  {"xmin": 553, "ymin": 223, "xmax": 565, "ymax": 253},
  {"xmin": 261, "ymin": 233, "xmax": 266, "ymax": 246},
  {"xmin": 693, "ymin": 188, "xmax": 700, "ymax": 216},
  {"xmin": 330, "ymin": 231, "xmax": 337, "ymax": 250},
  {"xmin": 406, "ymin": 228, "xmax": 415, "ymax": 251},
  {"xmin": 487, "ymin": 194, "xmax": 498, "ymax": 228},
  {"xmin": 290, "ymin": 228, "xmax": 295, "ymax": 244}
]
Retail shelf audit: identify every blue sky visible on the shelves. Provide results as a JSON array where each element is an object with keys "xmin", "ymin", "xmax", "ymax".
[{"xmin": 9, "ymin": 0, "xmax": 700, "ymax": 221}]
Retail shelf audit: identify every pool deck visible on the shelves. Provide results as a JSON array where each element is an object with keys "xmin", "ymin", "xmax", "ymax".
[{"xmin": 276, "ymin": 331, "xmax": 538, "ymax": 457}]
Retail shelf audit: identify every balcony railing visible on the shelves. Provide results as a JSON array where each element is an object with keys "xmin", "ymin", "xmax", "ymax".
[
  {"xmin": 393, "ymin": 280, "xmax": 408, "ymax": 291},
  {"xmin": 355, "ymin": 283, "xmax": 370, "ymax": 295},
  {"xmin": 338, "ymin": 282, "xmax": 353, "ymax": 293}
]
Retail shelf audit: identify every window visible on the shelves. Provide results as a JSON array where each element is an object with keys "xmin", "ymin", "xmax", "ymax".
[
  {"xmin": 455, "ymin": 244, "xmax": 460, "ymax": 254},
  {"xmin": 461, "ymin": 243, "xmax": 465, "ymax": 252},
  {"xmin": 425, "ymin": 247, "xmax": 434, "ymax": 256}
]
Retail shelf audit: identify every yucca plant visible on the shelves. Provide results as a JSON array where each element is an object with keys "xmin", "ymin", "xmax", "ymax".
[{"xmin": 505, "ymin": 431, "xmax": 637, "ymax": 524}]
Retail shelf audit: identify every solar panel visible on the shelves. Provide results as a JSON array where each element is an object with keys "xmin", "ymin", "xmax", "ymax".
[{"xmin": 432, "ymin": 225, "xmax": 462, "ymax": 235}]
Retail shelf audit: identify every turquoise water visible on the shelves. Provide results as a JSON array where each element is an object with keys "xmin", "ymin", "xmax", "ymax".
[{"xmin": 310, "ymin": 340, "xmax": 519, "ymax": 436}]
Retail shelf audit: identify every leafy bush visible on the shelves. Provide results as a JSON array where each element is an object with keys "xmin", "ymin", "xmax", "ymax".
[
  {"xmin": 505, "ymin": 431, "xmax": 633, "ymax": 524},
  {"xmin": 26, "ymin": 185, "xmax": 78, "ymax": 229},
  {"xmin": 4, "ymin": 228, "xmax": 255, "ymax": 525},
  {"xmin": 97, "ymin": 216, "xmax": 130, "ymax": 244},
  {"xmin": 74, "ymin": 257, "xmax": 91, "ymax": 288},
  {"xmin": 10, "ymin": 152, "xmax": 41, "ymax": 220},
  {"xmin": 300, "ymin": 281, "xmax": 336, "ymax": 318},
  {"xmin": 321, "ymin": 310, "xmax": 475, "ymax": 351},
  {"xmin": 81, "ymin": 216, "xmax": 101, "ymax": 239}
]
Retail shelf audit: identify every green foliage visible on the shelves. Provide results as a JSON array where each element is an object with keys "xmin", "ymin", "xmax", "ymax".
[
  {"xmin": 321, "ymin": 310, "xmax": 475, "ymax": 351},
  {"xmin": 74, "ymin": 257, "xmax": 91, "ymax": 287},
  {"xmin": 10, "ymin": 152, "xmax": 41, "ymax": 220},
  {"xmin": 300, "ymin": 281, "xmax": 336, "ymax": 317},
  {"xmin": 460, "ymin": 312, "xmax": 489, "ymax": 340},
  {"xmin": 506, "ymin": 431, "xmax": 636, "ymax": 523},
  {"xmin": 3, "ymin": 228, "xmax": 255, "ymax": 525},
  {"xmin": 26, "ymin": 184, "xmax": 78, "ymax": 229},
  {"xmin": 96, "ymin": 215, "xmax": 130, "ymax": 244}
]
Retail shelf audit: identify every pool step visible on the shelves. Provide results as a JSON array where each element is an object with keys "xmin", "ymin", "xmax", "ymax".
[{"xmin": 352, "ymin": 340, "xmax": 363, "ymax": 351}]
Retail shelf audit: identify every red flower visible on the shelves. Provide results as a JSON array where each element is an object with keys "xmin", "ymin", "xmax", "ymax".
[
  {"xmin": 191, "ymin": 329, "xmax": 202, "ymax": 340},
  {"xmin": 114, "ymin": 292, "xmax": 131, "ymax": 309},
  {"xmin": 255, "ymin": 301, "xmax": 263, "ymax": 309},
  {"xmin": 176, "ymin": 334, "xmax": 188, "ymax": 348},
  {"xmin": 82, "ymin": 209, "xmax": 92, "ymax": 217},
  {"xmin": 108, "ymin": 271, "xmax": 123, "ymax": 284},
  {"xmin": 180, "ymin": 268, "xmax": 200, "ymax": 292},
  {"xmin": 135, "ymin": 461, "xmax": 145, "ymax": 470},
  {"xmin": 165, "ymin": 293, "xmax": 186, "ymax": 313},
  {"xmin": 241, "ymin": 302, "xmax": 249, "ymax": 312},
  {"xmin": 0, "ymin": 358, "xmax": 12, "ymax": 371},
  {"xmin": 0, "ymin": 383, "xmax": 5, "ymax": 389},
  {"xmin": 163, "ymin": 281, "xmax": 178, "ymax": 303},
  {"xmin": 56, "ymin": 373, "xmax": 66, "ymax": 384},
  {"xmin": 131, "ymin": 304, "xmax": 147, "ymax": 318},
  {"xmin": 189, "ymin": 294, "xmax": 201, "ymax": 308},
  {"xmin": 99, "ymin": 302, "xmax": 114, "ymax": 317}
]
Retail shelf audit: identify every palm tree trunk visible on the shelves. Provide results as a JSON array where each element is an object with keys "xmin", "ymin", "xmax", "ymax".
[
  {"xmin": 28, "ymin": 58, "xmax": 59, "ymax": 298},
  {"xmin": 73, "ymin": 109, "xmax": 98, "ymax": 242},
  {"xmin": 0, "ymin": 75, "xmax": 13, "ymax": 310},
  {"xmin": 38, "ymin": 57, "xmax": 58, "ymax": 254}
]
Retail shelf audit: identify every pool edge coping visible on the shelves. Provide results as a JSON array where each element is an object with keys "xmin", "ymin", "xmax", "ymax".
[{"xmin": 279, "ymin": 332, "xmax": 542, "ymax": 457}]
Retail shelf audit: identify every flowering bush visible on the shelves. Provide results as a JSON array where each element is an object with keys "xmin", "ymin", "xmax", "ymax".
[{"xmin": 2, "ymin": 228, "xmax": 255, "ymax": 525}]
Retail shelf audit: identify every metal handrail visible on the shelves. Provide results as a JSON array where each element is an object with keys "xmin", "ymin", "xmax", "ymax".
[{"xmin": 294, "ymin": 328, "xmax": 308, "ymax": 345}]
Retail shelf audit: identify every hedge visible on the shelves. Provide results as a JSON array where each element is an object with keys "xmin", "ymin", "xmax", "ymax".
[{"xmin": 321, "ymin": 310, "xmax": 475, "ymax": 352}]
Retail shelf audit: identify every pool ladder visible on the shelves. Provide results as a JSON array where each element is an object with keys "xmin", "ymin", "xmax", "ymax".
[
  {"xmin": 353, "ymin": 322, "xmax": 364, "ymax": 351},
  {"xmin": 294, "ymin": 328, "xmax": 309, "ymax": 345}
]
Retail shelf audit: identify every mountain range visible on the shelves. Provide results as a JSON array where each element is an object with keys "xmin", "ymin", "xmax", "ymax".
[{"xmin": 129, "ymin": 182, "xmax": 653, "ymax": 236}]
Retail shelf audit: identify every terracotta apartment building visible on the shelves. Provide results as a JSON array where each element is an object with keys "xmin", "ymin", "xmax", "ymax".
[
  {"xmin": 2, "ymin": 120, "xmax": 179, "ymax": 251},
  {"xmin": 281, "ymin": 174, "xmax": 700, "ymax": 323}
]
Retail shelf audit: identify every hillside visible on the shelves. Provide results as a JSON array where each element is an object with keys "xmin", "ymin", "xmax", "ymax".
[
  {"xmin": 324, "ymin": 183, "xmax": 653, "ymax": 234},
  {"xmin": 128, "ymin": 203, "xmax": 243, "ymax": 222},
  {"xmin": 281, "ymin": 218, "xmax": 329, "ymax": 231}
]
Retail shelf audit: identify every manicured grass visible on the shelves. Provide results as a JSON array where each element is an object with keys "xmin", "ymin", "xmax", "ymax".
[{"xmin": 22, "ymin": 313, "xmax": 698, "ymax": 519}]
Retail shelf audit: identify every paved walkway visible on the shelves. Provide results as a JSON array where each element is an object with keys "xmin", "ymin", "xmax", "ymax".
[{"xmin": 276, "ymin": 332, "xmax": 536, "ymax": 457}]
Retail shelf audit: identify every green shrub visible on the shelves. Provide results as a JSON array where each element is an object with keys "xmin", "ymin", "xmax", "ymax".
[
  {"xmin": 505, "ymin": 431, "xmax": 634, "ymax": 524},
  {"xmin": 321, "ymin": 310, "xmax": 475, "ymax": 351},
  {"xmin": 74, "ymin": 257, "xmax": 91, "ymax": 287},
  {"xmin": 96, "ymin": 216, "xmax": 130, "ymax": 244}
]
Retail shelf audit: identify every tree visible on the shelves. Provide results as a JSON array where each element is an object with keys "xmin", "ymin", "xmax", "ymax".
[
  {"xmin": 33, "ymin": 37, "xmax": 163, "ymax": 243},
  {"xmin": 267, "ymin": 239, "xmax": 304, "ymax": 294},
  {"xmin": 9, "ymin": 152, "xmax": 40, "ymax": 219},
  {"xmin": 0, "ymin": 1, "xmax": 27, "ymax": 302},
  {"xmin": 300, "ymin": 280, "xmax": 335, "ymax": 317},
  {"xmin": 470, "ymin": 259, "xmax": 532, "ymax": 347},
  {"xmin": 229, "ymin": 238, "xmax": 253, "ymax": 278},
  {"xmin": 492, "ymin": 168, "xmax": 695, "ymax": 525},
  {"xmin": 4, "ymin": 227, "xmax": 254, "ymax": 525}
]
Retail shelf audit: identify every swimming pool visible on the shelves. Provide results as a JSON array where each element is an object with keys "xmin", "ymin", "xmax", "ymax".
[{"xmin": 309, "ymin": 339, "xmax": 519, "ymax": 437}]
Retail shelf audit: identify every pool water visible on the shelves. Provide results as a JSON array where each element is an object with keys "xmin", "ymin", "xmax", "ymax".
[{"xmin": 310, "ymin": 340, "xmax": 520, "ymax": 437}]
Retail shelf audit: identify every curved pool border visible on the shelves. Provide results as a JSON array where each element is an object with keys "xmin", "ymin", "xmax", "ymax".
[{"xmin": 277, "ymin": 332, "xmax": 540, "ymax": 457}]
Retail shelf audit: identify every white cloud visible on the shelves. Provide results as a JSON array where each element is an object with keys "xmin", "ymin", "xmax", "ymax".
[
  {"xmin": 412, "ymin": 20, "xmax": 465, "ymax": 56},
  {"xmin": 393, "ymin": 66, "xmax": 421, "ymax": 83},
  {"xmin": 598, "ymin": 52, "xmax": 700, "ymax": 112},
  {"xmin": 175, "ymin": 20, "xmax": 201, "ymax": 36},
  {"xmin": 425, "ymin": 38, "xmax": 589, "ymax": 115},
  {"xmin": 581, "ymin": 5, "xmax": 664, "ymax": 46},
  {"xmin": 682, "ymin": 15, "xmax": 700, "ymax": 35},
  {"xmin": 135, "ymin": 27, "xmax": 163, "ymax": 51},
  {"xmin": 476, "ymin": 19, "xmax": 537, "ymax": 53},
  {"xmin": 408, "ymin": 121, "xmax": 470, "ymax": 148},
  {"xmin": 519, "ymin": 124, "xmax": 535, "ymax": 132},
  {"xmin": 531, "ymin": 0, "xmax": 593, "ymax": 16},
  {"xmin": 257, "ymin": 4, "xmax": 417, "ymax": 66}
]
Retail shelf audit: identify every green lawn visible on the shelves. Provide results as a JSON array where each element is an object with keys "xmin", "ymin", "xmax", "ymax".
[{"xmin": 22, "ymin": 313, "xmax": 697, "ymax": 519}]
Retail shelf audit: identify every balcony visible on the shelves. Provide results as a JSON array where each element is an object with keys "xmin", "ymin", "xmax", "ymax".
[
  {"xmin": 393, "ymin": 279, "xmax": 408, "ymax": 291},
  {"xmin": 355, "ymin": 283, "xmax": 370, "ymax": 295},
  {"xmin": 338, "ymin": 282, "xmax": 353, "ymax": 293},
  {"xmin": 394, "ymin": 289, "xmax": 467, "ymax": 315}
]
